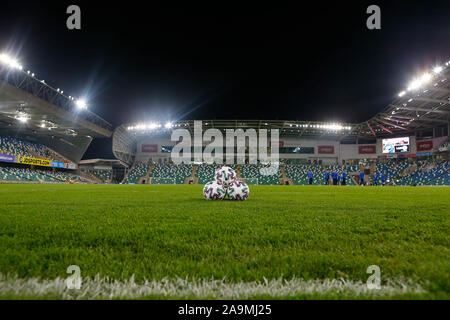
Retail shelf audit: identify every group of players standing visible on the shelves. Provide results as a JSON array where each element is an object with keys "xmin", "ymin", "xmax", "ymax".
[{"xmin": 307, "ymin": 170, "xmax": 387, "ymax": 186}]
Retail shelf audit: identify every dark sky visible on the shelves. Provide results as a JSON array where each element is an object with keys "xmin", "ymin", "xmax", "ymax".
[{"xmin": 0, "ymin": 1, "xmax": 449, "ymax": 158}]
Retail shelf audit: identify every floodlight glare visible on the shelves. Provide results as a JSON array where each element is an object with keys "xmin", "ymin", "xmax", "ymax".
[
  {"xmin": 433, "ymin": 66, "xmax": 443, "ymax": 74},
  {"xmin": 420, "ymin": 73, "xmax": 432, "ymax": 83},
  {"xmin": 398, "ymin": 91, "xmax": 406, "ymax": 97},
  {"xmin": 0, "ymin": 53, "xmax": 22, "ymax": 70},
  {"xmin": 17, "ymin": 116, "xmax": 28, "ymax": 123},
  {"xmin": 407, "ymin": 78, "xmax": 422, "ymax": 91},
  {"xmin": 75, "ymin": 99, "xmax": 87, "ymax": 110},
  {"xmin": 165, "ymin": 122, "xmax": 172, "ymax": 129}
]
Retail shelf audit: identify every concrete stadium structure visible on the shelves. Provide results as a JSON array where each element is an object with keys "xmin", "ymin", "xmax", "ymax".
[{"xmin": 113, "ymin": 61, "xmax": 450, "ymax": 167}]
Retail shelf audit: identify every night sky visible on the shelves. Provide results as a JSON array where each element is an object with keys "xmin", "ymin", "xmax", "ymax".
[{"xmin": 0, "ymin": 1, "xmax": 449, "ymax": 158}]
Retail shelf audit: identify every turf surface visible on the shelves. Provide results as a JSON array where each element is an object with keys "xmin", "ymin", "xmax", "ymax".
[{"xmin": 0, "ymin": 184, "xmax": 448, "ymax": 299}]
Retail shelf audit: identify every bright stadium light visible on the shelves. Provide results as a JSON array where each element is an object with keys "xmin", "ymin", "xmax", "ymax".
[
  {"xmin": 407, "ymin": 78, "xmax": 422, "ymax": 91},
  {"xmin": 148, "ymin": 122, "xmax": 158, "ymax": 129},
  {"xmin": 420, "ymin": 72, "xmax": 432, "ymax": 83},
  {"xmin": 433, "ymin": 66, "xmax": 443, "ymax": 74},
  {"xmin": 17, "ymin": 115, "xmax": 28, "ymax": 123},
  {"xmin": 398, "ymin": 90, "xmax": 406, "ymax": 97},
  {"xmin": 165, "ymin": 121, "xmax": 173, "ymax": 129},
  {"xmin": 0, "ymin": 53, "xmax": 23, "ymax": 70},
  {"xmin": 322, "ymin": 123, "xmax": 345, "ymax": 131},
  {"xmin": 75, "ymin": 99, "xmax": 87, "ymax": 110}
]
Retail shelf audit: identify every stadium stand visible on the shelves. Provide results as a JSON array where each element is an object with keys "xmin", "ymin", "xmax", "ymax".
[
  {"xmin": 371, "ymin": 160, "xmax": 411, "ymax": 184},
  {"xmin": 397, "ymin": 160, "xmax": 449, "ymax": 186},
  {"xmin": 196, "ymin": 164, "xmax": 221, "ymax": 184},
  {"xmin": 123, "ymin": 162, "xmax": 151, "ymax": 184},
  {"xmin": 81, "ymin": 169, "xmax": 112, "ymax": 183},
  {"xmin": 94, "ymin": 170, "xmax": 112, "ymax": 183},
  {"xmin": 284, "ymin": 164, "xmax": 358, "ymax": 185},
  {"xmin": 150, "ymin": 163, "xmax": 193, "ymax": 184},
  {"xmin": 119, "ymin": 160, "xmax": 448, "ymax": 186},
  {"xmin": 240, "ymin": 164, "xmax": 282, "ymax": 185},
  {"xmin": 0, "ymin": 135, "xmax": 69, "ymax": 162},
  {"xmin": 0, "ymin": 165, "xmax": 87, "ymax": 183}
]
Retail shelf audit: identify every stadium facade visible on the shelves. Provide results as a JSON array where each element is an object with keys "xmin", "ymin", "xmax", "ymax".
[
  {"xmin": 0, "ymin": 53, "xmax": 449, "ymax": 185},
  {"xmin": 113, "ymin": 120, "xmax": 449, "ymax": 166},
  {"xmin": 113, "ymin": 61, "xmax": 450, "ymax": 168},
  {"xmin": 0, "ymin": 53, "xmax": 116, "ymax": 183}
]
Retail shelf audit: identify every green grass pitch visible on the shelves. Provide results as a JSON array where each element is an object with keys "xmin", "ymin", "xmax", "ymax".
[{"xmin": 0, "ymin": 184, "xmax": 448, "ymax": 299}]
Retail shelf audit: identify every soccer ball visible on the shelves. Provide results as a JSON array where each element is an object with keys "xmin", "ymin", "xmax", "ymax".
[
  {"xmin": 215, "ymin": 166, "xmax": 236, "ymax": 187},
  {"xmin": 203, "ymin": 180, "xmax": 227, "ymax": 200},
  {"xmin": 227, "ymin": 180, "xmax": 250, "ymax": 201}
]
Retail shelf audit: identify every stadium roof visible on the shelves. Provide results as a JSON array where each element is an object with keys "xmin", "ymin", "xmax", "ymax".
[
  {"xmin": 0, "ymin": 53, "xmax": 113, "ymax": 162},
  {"xmin": 79, "ymin": 158, "xmax": 127, "ymax": 167},
  {"xmin": 119, "ymin": 59, "xmax": 450, "ymax": 143},
  {"xmin": 358, "ymin": 61, "xmax": 450, "ymax": 139},
  {"xmin": 114, "ymin": 60, "xmax": 449, "ymax": 164}
]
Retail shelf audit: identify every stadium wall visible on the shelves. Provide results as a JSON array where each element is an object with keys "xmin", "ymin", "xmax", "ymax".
[{"xmin": 132, "ymin": 135, "xmax": 447, "ymax": 164}]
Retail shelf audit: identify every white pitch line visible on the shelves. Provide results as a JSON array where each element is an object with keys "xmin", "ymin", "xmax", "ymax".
[{"xmin": 0, "ymin": 274, "xmax": 427, "ymax": 299}]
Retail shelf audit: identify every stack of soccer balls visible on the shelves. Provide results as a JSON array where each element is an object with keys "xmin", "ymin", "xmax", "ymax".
[{"xmin": 203, "ymin": 166, "xmax": 250, "ymax": 201}]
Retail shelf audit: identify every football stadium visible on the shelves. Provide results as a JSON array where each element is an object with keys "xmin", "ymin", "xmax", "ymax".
[
  {"xmin": 0, "ymin": 52, "xmax": 449, "ymax": 300},
  {"xmin": 0, "ymin": 2, "xmax": 449, "ymax": 306}
]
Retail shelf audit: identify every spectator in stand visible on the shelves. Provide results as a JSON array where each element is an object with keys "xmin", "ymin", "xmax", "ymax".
[
  {"xmin": 359, "ymin": 171, "xmax": 365, "ymax": 186},
  {"xmin": 331, "ymin": 171, "xmax": 338, "ymax": 185},
  {"xmin": 324, "ymin": 170, "xmax": 330, "ymax": 185},
  {"xmin": 341, "ymin": 171, "xmax": 347, "ymax": 185},
  {"xmin": 308, "ymin": 171, "xmax": 314, "ymax": 185},
  {"xmin": 381, "ymin": 173, "xmax": 386, "ymax": 186},
  {"xmin": 373, "ymin": 172, "xmax": 379, "ymax": 186}
]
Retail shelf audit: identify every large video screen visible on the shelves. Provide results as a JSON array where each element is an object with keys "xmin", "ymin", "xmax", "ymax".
[{"xmin": 382, "ymin": 137, "xmax": 410, "ymax": 153}]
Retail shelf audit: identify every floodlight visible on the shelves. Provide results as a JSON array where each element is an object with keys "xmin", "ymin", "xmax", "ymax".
[
  {"xmin": 165, "ymin": 122, "xmax": 172, "ymax": 129},
  {"xmin": 433, "ymin": 66, "xmax": 443, "ymax": 74},
  {"xmin": 407, "ymin": 78, "xmax": 422, "ymax": 91},
  {"xmin": 398, "ymin": 91, "xmax": 406, "ymax": 97},
  {"xmin": 75, "ymin": 99, "xmax": 87, "ymax": 109},
  {"xmin": 17, "ymin": 116, "xmax": 28, "ymax": 123},
  {"xmin": 0, "ymin": 53, "xmax": 22, "ymax": 69},
  {"xmin": 420, "ymin": 73, "xmax": 432, "ymax": 83}
]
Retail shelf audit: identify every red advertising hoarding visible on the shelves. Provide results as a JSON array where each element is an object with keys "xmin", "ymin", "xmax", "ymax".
[
  {"xmin": 416, "ymin": 140, "xmax": 433, "ymax": 152},
  {"xmin": 358, "ymin": 145, "xmax": 376, "ymax": 154},
  {"xmin": 141, "ymin": 144, "xmax": 158, "ymax": 153},
  {"xmin": 318, "ymin": 146, "xmax": 334, "ymax": 154}
]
